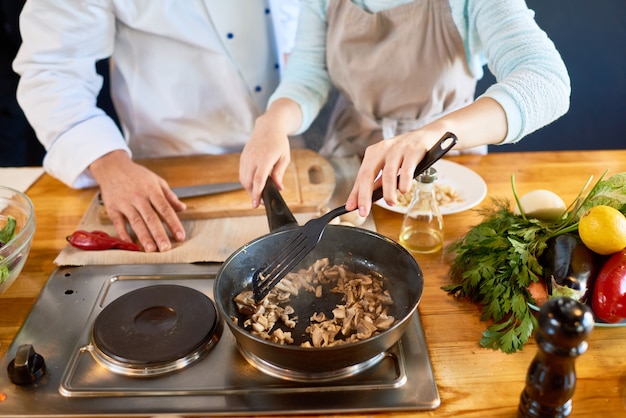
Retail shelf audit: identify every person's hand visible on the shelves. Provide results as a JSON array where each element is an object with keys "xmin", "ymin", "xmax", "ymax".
[
  {"xmin": 346, "ymin": 98, "xmax": 509, "ymax": 217},
  {"xmin": 239, "ymin": 117, "xmax": 291, "ymax": 207},
  {"xmin": 346, "ymin": 129, "xmax": 440, "ymax": 217},
  {"xmin": 89, "ymin": 150, "xmax": 187, "ymax": 252},
  {"xmin": 240, "ymin": 98, "xmax": 302, "ymax": 208}
]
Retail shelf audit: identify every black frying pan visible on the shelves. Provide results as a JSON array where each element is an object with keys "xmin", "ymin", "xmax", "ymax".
[{"xmin": 213, "ymin": 179, "xmax": 424, "ymax": 380}]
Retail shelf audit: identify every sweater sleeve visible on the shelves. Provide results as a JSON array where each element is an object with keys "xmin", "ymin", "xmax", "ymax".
[
  {"xmin": 267, "ymin": 0, "xmax": 332, "ymax": 134},
  {"xmin": 458, "ymin": 0, "xmax": 571, "ymax": 144}
]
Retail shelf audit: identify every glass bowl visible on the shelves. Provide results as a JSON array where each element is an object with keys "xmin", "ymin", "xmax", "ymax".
[{"xmin": 0, "ymin": 186, "xmax": 36, "ymax": 294}]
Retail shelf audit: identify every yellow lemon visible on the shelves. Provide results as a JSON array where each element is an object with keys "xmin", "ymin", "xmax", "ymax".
[{"xmin": 578, "ymin": 205, "xmax": 626, "ymax": 255}]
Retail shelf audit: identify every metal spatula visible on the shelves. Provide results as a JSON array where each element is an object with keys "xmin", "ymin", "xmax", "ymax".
[{"xmin": 252, "ymin": 131, "xmax": 458, "ymax": 302}]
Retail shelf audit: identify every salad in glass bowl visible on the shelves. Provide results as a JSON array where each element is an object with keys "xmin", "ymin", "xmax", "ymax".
[{"xmin": 0, "ymin": 186, "xmax": 36, "ymax": 294}]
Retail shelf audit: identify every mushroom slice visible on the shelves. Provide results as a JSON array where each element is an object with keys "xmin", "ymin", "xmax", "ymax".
[
  {"xmin": 310, "ymin": 312, "xmax": 327, "ymax": 322},
  {"xmin": 332, "ymin": 305, "xmax": 346, "ymax": 320},
  {"xmin": 234, "ymin": 290, "xmax": 257, "ymax": 315},
  {"xmin": 355, "ymin": 317, "xmax": 378, "ymax": 340},
  {"xmin": 315, "ymin": 285, "xmax": 323, "ymax": 298},
  {"xmin": 313, "ymin": 257, "xmax": 329, "ymax": 273},
  {"xmin": 310, "ymin": 325, "xmax": 325, "ymax": 347},
  {"xmin": 375, "ymin": 314, "xmax": 396, "ymax": 331}
]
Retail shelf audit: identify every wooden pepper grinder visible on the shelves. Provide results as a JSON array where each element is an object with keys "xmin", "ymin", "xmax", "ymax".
[{"xmin": 518, "ymin": 296, "xmax": 594, "ymax": 418}]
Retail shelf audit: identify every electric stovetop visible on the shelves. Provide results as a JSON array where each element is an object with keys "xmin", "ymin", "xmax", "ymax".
[{"xmin": 0, "ymin": 263, "xmax": 439, "ymax": 417}]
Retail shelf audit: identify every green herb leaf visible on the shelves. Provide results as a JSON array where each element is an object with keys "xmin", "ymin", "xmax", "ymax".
[
  {"xmin": 0, "ymin": 217, "xmax": 18, "ymax": 285},
  {"xmin": 0, "ymin": 263, "xmax": 9, "ymax": 284},
  {"xmin": 0, "ymin": 216, "xmax": 17, "ymax": 244}
]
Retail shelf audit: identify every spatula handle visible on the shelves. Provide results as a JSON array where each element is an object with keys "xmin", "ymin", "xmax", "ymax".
[
  {"xmin": 371, "ymin": 131, "xmax": 458, "ymax": 202},
  {"xmin": 262, "ymin": 177, "xmax": 299, "ymax": 232}
]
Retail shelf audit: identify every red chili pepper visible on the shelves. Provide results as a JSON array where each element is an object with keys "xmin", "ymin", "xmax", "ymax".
[{"xmin": 66, "ymin": 230, "xmax": 142, "ymax": 252}]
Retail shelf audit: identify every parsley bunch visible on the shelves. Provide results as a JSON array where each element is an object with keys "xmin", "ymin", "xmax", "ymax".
[{"xmin": 443, "ymin": 175, "xmax": 598, "ymax": 353}]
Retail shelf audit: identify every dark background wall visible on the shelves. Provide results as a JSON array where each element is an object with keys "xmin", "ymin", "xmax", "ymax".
[
  {"xmin": 0, "ymin": 0, "xmax": 43, "ymax": 166},
  {"xmin": 484, "ymin": 0, "xmax": 626, "ymax": 152}
]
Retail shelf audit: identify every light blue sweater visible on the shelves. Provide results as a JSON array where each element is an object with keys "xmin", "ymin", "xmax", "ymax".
[{"xmin": 270, "ymin": 0, "xmax": 571, "ymax": 145}]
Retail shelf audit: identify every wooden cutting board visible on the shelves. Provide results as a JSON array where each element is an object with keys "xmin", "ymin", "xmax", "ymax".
[{"xmin": 98, "ymin": 149, "xmax": 336, "ymax": 223}]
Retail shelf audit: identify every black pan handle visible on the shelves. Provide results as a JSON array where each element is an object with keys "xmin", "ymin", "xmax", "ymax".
[
  {"xmin": 261, "ymin": 177, "xmax": 299, "ymax": 232},
  {"xmin": 371, "ymin": 131, "xmax": 458, "ymax": 202}
]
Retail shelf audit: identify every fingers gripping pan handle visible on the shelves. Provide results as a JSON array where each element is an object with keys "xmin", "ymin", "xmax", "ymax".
[{"xmin": 371, "ymin": 131, "xmax": 458, "ymax": 202}]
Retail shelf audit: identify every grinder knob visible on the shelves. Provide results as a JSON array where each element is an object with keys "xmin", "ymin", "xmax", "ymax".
[{"xmin": 7, "ymin": 344, "xmax": 46, "ymax": 385}]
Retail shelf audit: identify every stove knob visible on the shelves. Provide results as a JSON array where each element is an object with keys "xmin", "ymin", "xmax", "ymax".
[{"xmin": 7, "ymin": 344, "xmax": 47, "ymax": 385}]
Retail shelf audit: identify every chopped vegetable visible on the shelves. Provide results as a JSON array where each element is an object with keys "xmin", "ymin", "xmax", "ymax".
[
  {"xmin": 67, "ymin": 230, "xmax": 142, "ymax": 251},
  {"xmin": 541, "ymin": 233, "xmax": 599, "ymax": 302},
  {"xmin": 0, "ymin": 264, "xmax": 8, "ymax": 283},
  {"xmin": 0, "ymin": 216, "xmax": 17, "ymax": 246},
  {"xmin": 0, "ymin": 216, "xmax": 18, "ymax": 284},
  {"xmin": 443, "ymin": 172, "xmax": 617, "ymax": 353}
]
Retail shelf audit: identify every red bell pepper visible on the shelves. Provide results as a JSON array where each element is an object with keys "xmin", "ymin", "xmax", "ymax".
[
  {"xmin": 591, "ymin": 249, "xmax": 626, "ymax": 323},
  {"xmin": 66, "ymin": 230, "xmax": 142, "ymax": 252}
]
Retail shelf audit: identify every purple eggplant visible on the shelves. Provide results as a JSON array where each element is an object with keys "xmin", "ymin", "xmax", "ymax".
[{"xmin": 541, "ymin": 233, "xmax": 600, "ymax": 302}]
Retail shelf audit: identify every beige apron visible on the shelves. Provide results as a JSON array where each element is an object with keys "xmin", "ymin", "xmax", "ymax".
[{"xmin": 319, "ymin": 0, "xmax": 485, "ymax": 157}]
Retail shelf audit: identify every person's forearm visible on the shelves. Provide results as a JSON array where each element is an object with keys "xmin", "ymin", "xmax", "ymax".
[
  {"xmin": 424, "ymin": 97, "xmax": 508, "ymax": 150},
  {"xmin": 256, "ymin": 98, "xmax": 303, "ymax": 136}
]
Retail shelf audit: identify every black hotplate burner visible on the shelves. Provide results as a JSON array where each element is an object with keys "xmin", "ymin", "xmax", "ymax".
[{"xmin": 92, "ymin": 284, "xmax": 219, "ymax": 370}]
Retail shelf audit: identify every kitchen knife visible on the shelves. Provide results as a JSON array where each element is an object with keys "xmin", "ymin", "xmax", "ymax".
[
  {"xmin": 97, "ymin": 181, "xmax": 243, "ymax": 204},
  {"xmin": 171, "ymin": 182, "xmax": 243, "ymax": 198}
]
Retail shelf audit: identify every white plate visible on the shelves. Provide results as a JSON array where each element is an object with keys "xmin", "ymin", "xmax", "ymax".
[{"xmin": 375, "ymin": 159, "xmax": 487, "ymax": 215}]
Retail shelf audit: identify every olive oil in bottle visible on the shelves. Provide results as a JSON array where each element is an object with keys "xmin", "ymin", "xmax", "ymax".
[{"xmin": 399, "ymin": 167, "xmax": 443, "ymax": 254}]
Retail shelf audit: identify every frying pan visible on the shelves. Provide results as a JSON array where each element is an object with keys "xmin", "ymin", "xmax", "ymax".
[{"xmin": 213, "ymin": 180, "xmax": 423, "ymax": 381}]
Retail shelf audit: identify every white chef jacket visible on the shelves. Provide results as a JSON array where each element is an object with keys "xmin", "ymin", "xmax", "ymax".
[{"xmin": 13, "ymin": 0, "xmax": 300, "ymax": 188}]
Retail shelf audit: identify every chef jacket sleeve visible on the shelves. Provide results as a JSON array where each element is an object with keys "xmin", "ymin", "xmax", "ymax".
[{"xmin": 13, "ymin": 0, "xmax": 129, "ymax": 189}]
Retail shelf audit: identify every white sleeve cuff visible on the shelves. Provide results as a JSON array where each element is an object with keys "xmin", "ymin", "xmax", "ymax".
[{"xmin": 42, "ymin": 115, "xmax": 130, "ymax": 189}]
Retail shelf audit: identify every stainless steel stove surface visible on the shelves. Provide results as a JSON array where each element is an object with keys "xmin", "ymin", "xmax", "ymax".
[{"xmin": 0, "ymin": 264, "xmax": 439, "ymax": 417}]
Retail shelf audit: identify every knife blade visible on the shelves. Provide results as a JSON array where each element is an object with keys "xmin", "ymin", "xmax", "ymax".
[
  {"xmin": 171, "ymin": 181, "xmax": 243, "ymax": 198},
  {"xmin": 97, "ymin": 181, "xmax": 243, "ymax": 204}
]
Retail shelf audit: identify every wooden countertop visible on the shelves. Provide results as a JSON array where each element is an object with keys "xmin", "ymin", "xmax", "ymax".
[{"xmin": 2, "ymin": 150, "xmax": 625, "ymax": 417}]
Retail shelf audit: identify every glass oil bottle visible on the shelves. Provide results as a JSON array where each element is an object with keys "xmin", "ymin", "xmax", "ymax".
[{"xmin": 399, "ymin": 167, "xmax": 443, "ymax": 254}]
